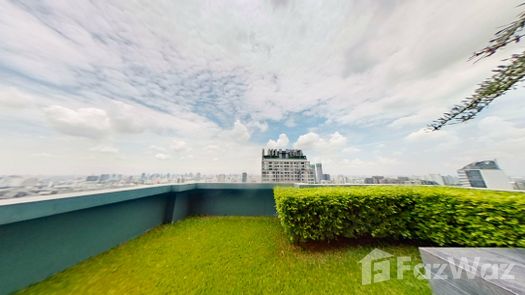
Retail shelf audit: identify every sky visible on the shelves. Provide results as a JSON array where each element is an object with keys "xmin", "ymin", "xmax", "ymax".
[{"xmin": 1, "ymin": 0, "xmax": 525, "ymax": 177}]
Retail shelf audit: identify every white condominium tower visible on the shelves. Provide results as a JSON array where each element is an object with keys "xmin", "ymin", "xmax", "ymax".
[
  {"xmin": 457, "ymin": 160, "xmax": 512, "ymax": 190},
  {"xmin": 261, "ymin": 149, "xmax": 315, "ymax": 183}
]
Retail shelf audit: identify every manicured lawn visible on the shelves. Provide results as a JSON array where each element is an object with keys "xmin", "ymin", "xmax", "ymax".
[{"xmin": 18, "ymin": 217, "xmax": 431, "ymax": 294}]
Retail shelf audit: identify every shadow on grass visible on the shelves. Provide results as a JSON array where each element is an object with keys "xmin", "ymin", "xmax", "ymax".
[{"xmin": 294, "ymin": 237, "xmax": 435, "ymax": 253}]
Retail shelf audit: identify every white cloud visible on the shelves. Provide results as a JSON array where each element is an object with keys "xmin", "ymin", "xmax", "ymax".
[
  {"xmin": 266, "ymin": 133, "xmax": 289, "ymax": 149},
  {"xmin": 43, "ymin": 105, "xmax": 111, "ymax": 139},
  {"xmin": 154, "ymin": 153, "xmax": 170, "ymax": 160},
  {"xmin": 0, "ymin": 87, "xmax": 34, "ymax": 109},
  {"xmin": 149, "ymin": 145, "xmax": 167, "ymax": 152},
  {"xmin": 342, "ymin": 156, "xmax": 400, "ymax": 172},
  {"xmin": 170, "ymin": 140, "xmax": 188, "ymax": 152},
  {"xmin": 41, "ymin": 101, "xmax": 214, "ymax": 140},
  {"xmin": 205, "ymin": 144, "xmax": 220, "ymax": 151},
  {"xmin": 229, "ymin": 120, "xmax": 251, "ymax": 141},
  {"xmin": 342, "ymin": 146, "xmax": 360, "ymax": 154},
  {"xmin": 107, "ymin": 101, "xmax": 147, "ymax": 134},
  {"xmin": 30, "ymin": 152, "xmax": 58, "ymax": 158},
  {"xmin": 89, "ymin": 145, "xmax": 119, "ymax": 154},
  {"xmin": 1, "ymin": 1, "xmax": 525, "ymax": 176},
  {"xmin": 3, "ymin": 0, "xmax": 517, "ymax": 127},
  {"xmin": 291, "ymin": 131, "xmax": 364, "ymax": 173},
  {"xmin": 388, "ymin": 111, "xmax": 434, "ymax": 129},
  {"xmin": 406, "ymin": 128, "xmax": 450, "ymax": 142},
  {"xmin": 329, "ymin": 132, "xmax": 346, "ymax": 146},
  {"xmin": 293, "ymin": 132, "xmax": 321, "ymax": 149},
  {"xmin": 294, "ymin": 131, "xmax": 347, "ymax": 150}
]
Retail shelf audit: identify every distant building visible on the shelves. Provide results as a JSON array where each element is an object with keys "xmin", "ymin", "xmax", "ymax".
[
  {"xmin": 85, "ymin": 175, "xmax": 99, "ymax": 182},
  {"xmin": 442, "ymin": 175, "xmax": 459, "ymax": 186},
  {"xmin": 241, "ymin": 172, "xmax": 248, "ymax": 183},
  {"xmin": 364, "ymin": 176, "xmax": 384, "ymax": 184},
  {"xmin": 217, "ymin": 174, "xmax": 226, "ymax": 183},
  {"xmin": 315, "ymin": 163, "xmax": 323, "ymax": 183},
  {"xmin": 397, "ymin": 176, "xmax": 410, "ymax": 182},
  {"xmin": 335, "ymin": 175, "xmax": 347, "ymax": 184},
  {"xmin": 512, "ymin": 178, "xmax": 525, "ymax": 190},
  {"xmin": 261, "ymin": 149, "xmax": 315, "ymax": 183},
  {"xmin": 426, "ymin": 174, "xmax": 444, "ymax": 185},
  {"xmin": 99, "ymin": 174, "xmax": 111, "ymax": 182},
  {"xmin": 457, "ymin": 160, "xmax": 512, "ymax": 190},
  {"xmin": 322, "ymin": 174, "xmax": 331, "ymax": 182}
]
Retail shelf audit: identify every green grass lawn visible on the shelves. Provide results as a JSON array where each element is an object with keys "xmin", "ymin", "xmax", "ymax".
[{"xmin": 18, "ymin": 217, "xmax": 431, "ymax": 294}]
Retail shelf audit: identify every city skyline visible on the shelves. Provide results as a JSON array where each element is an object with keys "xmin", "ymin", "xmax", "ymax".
[
  {"xmin": 1, "ymin": 1, "xmax": 525, "ymax": 176},
  {"xmin": 5, "ymin": 150, "xmax": 525, "ymax": 199}
]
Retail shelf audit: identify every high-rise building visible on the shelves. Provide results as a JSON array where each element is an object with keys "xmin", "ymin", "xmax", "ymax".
[
  {"xmin": 442, "ymin": 175, "xmax": 459, "ymax": 186},
  {"xmin": 512, "ymin": 178, "xmax": 525, "ymax": 190},
  {"xmin": 426, "ymin": 174, "xmax": 445, "ymax": 185},
  {"xmin": 364, "ymin": 176, "xmax": 384, "ymax": 184},
  {"xmin": 457, "ymin": 160, "xmax": 512, "ymax": 190},
  {"xmin": 217, "ymin": 174, "xmax": 226, "ymax": 183},
  {"xmin": 241, "ymin": 172, "xmax": 248, "ymax": 183},
  {"xmin": 85, "ymin": 175, "xmax": 99, "ymax": 182},
  {"xmin": 322, "ymin": 174, "xmax": 331, "ymax": 182},
  {"xmin": 315, "ymin": 163, "xmax": 323, "ymax": 183},
  {"xmin": 261, "ymin": 149, "xmax": 315, "ymax": 183}
]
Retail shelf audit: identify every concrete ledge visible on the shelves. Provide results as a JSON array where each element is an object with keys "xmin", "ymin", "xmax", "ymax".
[
  {"xmin": 0, "ymin": 183, "xmax": 283, "ymax": 226},
  {"xmin": 195, "ymin": 183, "xmax": 282, "ymax": 190},
  {"xmin": 0, "ymin": 185, "xmax": 173, "ymax": 226}
]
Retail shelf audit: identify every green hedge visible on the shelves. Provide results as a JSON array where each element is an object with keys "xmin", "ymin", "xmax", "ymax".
[{"xmin": 274, "ymin": 186, "xmax": 525, "ymax": 247}]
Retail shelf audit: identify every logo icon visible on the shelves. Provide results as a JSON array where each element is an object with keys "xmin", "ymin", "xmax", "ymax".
[{"xmin": 359, "ymin": 248, "xmax": 394, "ymax": 285}]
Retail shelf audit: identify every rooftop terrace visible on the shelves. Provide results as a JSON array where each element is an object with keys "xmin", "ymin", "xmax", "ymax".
[
  {"xmin": 15, "ymin": 217, "xmax": 430, "ymax": 294},
  {"xmin": 1, "ymin": 183, "xmax": 523, "ymax": 294}
]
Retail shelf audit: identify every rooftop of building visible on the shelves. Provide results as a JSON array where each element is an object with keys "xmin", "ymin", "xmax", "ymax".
[
  {"xmin": 2, "ymin": 183, "xmax": 524, "ymax": 294},
  {"xmin": 261, "ymin": 149, "xmax": 307, "ymax": 159},
  {"xmin": 460, "ymin": 160, "xmax": 500, "ymax": 170}
]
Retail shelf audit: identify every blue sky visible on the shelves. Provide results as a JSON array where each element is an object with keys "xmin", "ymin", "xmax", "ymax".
[{"xmin": 1, "ymin": 0, "xmax": 525, "ymax": 176}]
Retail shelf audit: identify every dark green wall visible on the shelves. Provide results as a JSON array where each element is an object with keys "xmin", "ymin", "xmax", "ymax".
[
  {"xmin": 185, "ymin": 188, "xmax": 276, "ymax": 216},
  {"xmin": 0, "ymin": 184, "xmax": 280, "ymax": 294},
  {"xmin": 0, "ymin": 194, "xmax": 169, "ymax": 294}
]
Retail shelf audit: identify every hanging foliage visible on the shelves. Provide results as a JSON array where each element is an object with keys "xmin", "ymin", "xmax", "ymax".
[{"xmin": 429, "ymin": 8, "xmax": 525, "ymax": 131}]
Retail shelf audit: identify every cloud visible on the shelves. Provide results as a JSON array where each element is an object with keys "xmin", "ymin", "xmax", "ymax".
[
  {"xmin": 405, "ymin": 128, "xmax": 451, "ymax": 142},
  {"xmin": 43, "ymin": 105, "xmax": 111, "ymax": 139},
  {"xmin": 1, "ymin": 1, "xmax": 525, "ymax": 176},
  {"xmin": 2, "ymin": 0, "xmax": 517, "ymax": 128},
  {"xmin": 30, "ymin": 152, "xmax": 58, "ymax": 158},
  {"xmin": 107, "ymin": 102, "xmax": 147, "ymax": 134},
  {"xmin": 154, "ymin": 153, "xmax": 170, "ymax": 160},
  {"xmin": 266, "ymin": 133, "xmax": 289, "ymax": 149},
  {"xmin": 293, "ymin": 132, "xmax": 321, "ymax": 149},
  {"xmin": 41, "ymin": 101, "xmax": 210, "ymax": 139},
  {"xmin": 229, "ymin": 120, "xmax": 251, "ymax": 141},
  {"xmin": 0, "ymin": 87, "xmax": 34, "ymax": 109},
  {"xmin": 293, "ymin": 131, "xmax": 347, "ymax": 150},
  {"xmin": 342, "ymin": 146, "xmax": 360, "ymax": 154},
  {"xmin": 388, "ymin": 111, "xmax": 435, "ymax": 129},
  {"xmin": 291, "ymin": 131, "xmax": 362, "ymax": 171},
  {"xmin": 149, "ymin": 145, "xmax": 167, "ymax": 152},
  {"xmin": 170, "ymin": 140, "xmax": 187, "ymax": 152},
  {"xmin": 328, "ymin": 132, "xmax": 346, "ymax": 146},
  {"xmin": 342, "ymin": 156, "xmax": 400, "ymax": 172},
  {"xmin": 89, "ymin": 145, "xmax": 119, "ymax": 153}
]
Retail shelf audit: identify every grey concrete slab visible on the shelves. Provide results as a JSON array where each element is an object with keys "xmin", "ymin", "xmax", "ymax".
[{"xmin": 420, "ymin": 248, "xmax": 525, "ymax": 295}]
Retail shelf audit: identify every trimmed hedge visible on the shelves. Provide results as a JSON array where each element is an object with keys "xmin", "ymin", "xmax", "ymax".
[{"xmin": 274, "ymin": 186, "xmax": 525, "ymax": 247}]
